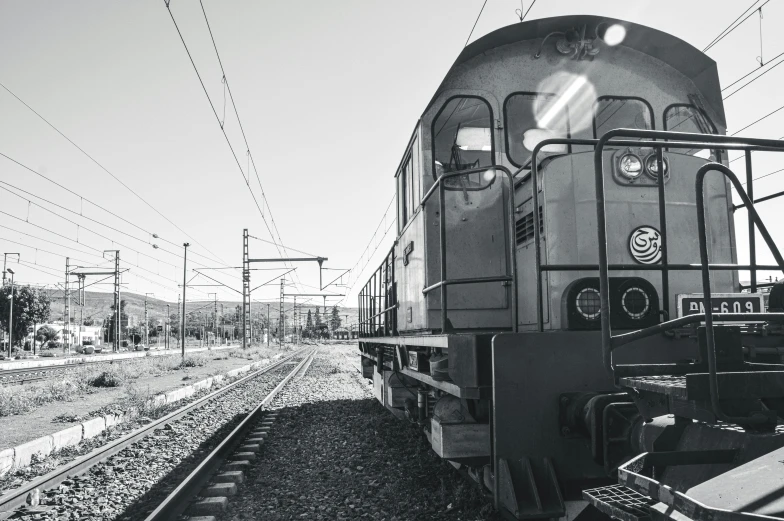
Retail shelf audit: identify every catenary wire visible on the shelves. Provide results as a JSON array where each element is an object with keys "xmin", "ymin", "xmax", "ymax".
[
  {"xmin": 197, "ymin": 0, "xmax": 302, "ymax": 289},
  {"xmin": 163, "ymin": 3, "xmax": 292, "ymax": 284},
  {"xmin": 0, "ymin": 152, "xmax": 232, "ymax": 269},
  {"xmin": 0, "ymin": 81, "xmax": 231, "ymax": 269},
  {"xmin": 703, "ymin": 0, "xmax": 772, "ymax": 53}
]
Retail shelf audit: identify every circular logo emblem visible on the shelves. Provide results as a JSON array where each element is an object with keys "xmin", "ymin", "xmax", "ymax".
[{"xmin": 629, "ymin": 226, "xmax": 662, "ymax": 264}]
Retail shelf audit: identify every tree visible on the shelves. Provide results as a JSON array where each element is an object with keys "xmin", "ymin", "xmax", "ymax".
[
  {"xmin": 105, "ymin": 299, "xmax": 128, "ymax": 343},
  {"xmin": 36, "ymin": 325, "xmax": 59, "ymax": 344},
  {"xmin": 330, "ymin": 305, "xmax": 341, "ymax": 331},
  {"xmin": 83, "ymin": 317, "xmax": 95, "ymax": 326},
  {"xmin": 0, "ymin": 285, "xmax": 51, "ymax": 348},
  {"xmin": 314, "ymin": 308, "xmax": 323, "ymax": 327}
]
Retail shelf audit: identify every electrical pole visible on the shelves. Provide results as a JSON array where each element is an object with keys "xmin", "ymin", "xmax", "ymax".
[
  {"xmin": 78, "ymin": 275, "xmax": 85, "ymax": 347},
  {"xmin": 177, "ymin": 293, "xmax": 181, "ymax": 349},
  {"xmin": 267, "ymin": 303, "xmax": 270, "ymax": 347},
  {"xmin": 280, "ymin": 277, "xmax": 284, "ymax": 348},
  {"xmin": 64, "ymin": 258, "xmax": 70, "ymax": 354},
  {"xmin": 242, "ymin": 229, "xmax": 250, "ymax": 349},
  {"xmin": 220, "ymin": 303, "xmax": 224, "ymax": 345},
  {"xmin": 181, "ymin": 243, "xmax": 189, "ymax": 358},
  {"xmin": 144, "ymin": 293, "xmax": 154, "ymax": 348},
  {"xmin": 166, "ymin": 303, "xmax": 170, "ymax": 350},
  {"xmin": 6, "ymin": 268, "xmax": 14, "ymax": 357}
]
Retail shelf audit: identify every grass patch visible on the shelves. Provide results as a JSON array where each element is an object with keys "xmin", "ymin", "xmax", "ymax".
[{"xmin": 0, "ymin": 346, "xmax": 276, "ymax": 418}]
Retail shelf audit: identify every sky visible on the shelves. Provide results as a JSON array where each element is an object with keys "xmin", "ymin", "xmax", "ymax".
[{"xmin": 1, "ymin": 0, "xmax": 783, "ymax": 312}]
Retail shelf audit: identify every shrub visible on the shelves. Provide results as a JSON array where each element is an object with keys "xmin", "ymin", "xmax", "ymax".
[{"xmin": 88, "ymin": 371, "xmax": 124, "ymax": 388}]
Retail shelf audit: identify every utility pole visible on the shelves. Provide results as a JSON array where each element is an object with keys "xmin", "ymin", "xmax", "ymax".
[
  {"xmin": 267, "ymin": 303, "xmax": 270, "ymax": 347},
  {"xmin": 166, "ymin": 303, "xmax": 171, "ymax": 350},
  {"xmin": 181, "ymin": 243, "xmax": 189, "ymax": 358},
  {"xmin": 64, "ymin": 258, "xmax": 71, "ymax": 354},
  {"xmin": 220, "ymin": 303, "xmax": 224, "ymax": 345},
  {"xmin": 78, "ymin": 275, "xmax": 85, "ymax": 347},
  {"xmin": 144, "ymin": 293, "xmax": 154, "ymax": 348},
  {"xmin": 6, "ymin": 268, "xmax": 14, "ymax": 357},
  {"xmin": 208, "ymin": 293, "xmax": 217, "ymax": 347},
  {"xmin": 3, "ymin": 253, "xmax": 19, "ymax": 287},
  {"xmin": 177, "ymin": 294, "xmax": 181, "ymax": 349},
  {"xmin": 293, "ymin": 295, "xmax": 297, "ymax": 346},
  {"xmin": 242, "ymin": 229, "xmax": 250, "ymax": 349},
  {"xmin": 280, "ymin": 277, "xmax": 284, "ymax": 348}
]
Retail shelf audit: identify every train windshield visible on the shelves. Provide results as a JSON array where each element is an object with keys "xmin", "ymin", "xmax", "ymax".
[
  {"xmin": 505, "ymin": 92, "xmax": 570, "ymax": 167},
  {"xmin": 432, "ymin": 96, "xmax": 494, "ymax": 188},
  {"xmin": 593, "ymin": 97, "xmax": 653, "ymax": 141},
  {"xmin": 664, "ymin": 104, "xmax": 717, "ymax": 158}
]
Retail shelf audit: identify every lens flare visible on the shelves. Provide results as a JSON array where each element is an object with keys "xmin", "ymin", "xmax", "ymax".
[
  {"xmin": 535, "ymin": 72, "xmax": 597, "ymax": 134},
  {"xmin": 604, "ymin": 24, "xmax": 626, "ymax": 46}
]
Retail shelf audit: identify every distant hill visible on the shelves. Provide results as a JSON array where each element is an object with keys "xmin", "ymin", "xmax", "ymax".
[{"xmin": 47, "ymin": 290, "xmax": 358, "ymax": 328}]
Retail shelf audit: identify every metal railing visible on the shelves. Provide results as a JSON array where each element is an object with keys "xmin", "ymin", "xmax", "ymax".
[
  {"xmin": 358, "ymin": 246, "xmax": 396, "ymax": 337},
  {"xmin": 419, "ymin": 166, "xmax": 518, "ymax": 333},
  {"xmin": 592, "ymin": 130, "xmax": 784, "ymax": 425},
  {"xmin": 528, "ymin": 136, "xmax": 784, "ymax": 333}
]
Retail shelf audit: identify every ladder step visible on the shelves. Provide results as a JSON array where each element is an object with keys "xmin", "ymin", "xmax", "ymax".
[{"xmin": 582, "ymin": 484, "xmax": 657, "ymax": 521}]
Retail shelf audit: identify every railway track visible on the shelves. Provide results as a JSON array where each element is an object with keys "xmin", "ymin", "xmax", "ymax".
[
  {"xmin": 0, "ymin": 347, "xmax": 316, "ymax": 520},
  {"xmin": 0, "ymin": 345, "xmax": 243, "ymax": 385}
]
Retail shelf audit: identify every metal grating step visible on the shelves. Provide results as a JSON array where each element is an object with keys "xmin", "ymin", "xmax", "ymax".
[
  {"xmin": 583, "ymin": 484, "xmax": 657, "ymax": 521},
  {"xmin": 618, "ymin": 375, "xmax": 687, "ymax": 399}
]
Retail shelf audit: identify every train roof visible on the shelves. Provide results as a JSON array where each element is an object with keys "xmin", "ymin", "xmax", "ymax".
[{"xmin": 429, "ymin": 15, "xmax": 726, "ymax": 128}]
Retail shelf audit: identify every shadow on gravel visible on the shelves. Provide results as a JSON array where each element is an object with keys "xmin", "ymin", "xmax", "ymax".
[
  {"xmin": 116, "ymin": 410, "xmax": 249, "ymax": 521},
  {"xmin": 225, "ymin": 397, "xmax": 501, "ymax": 521}
]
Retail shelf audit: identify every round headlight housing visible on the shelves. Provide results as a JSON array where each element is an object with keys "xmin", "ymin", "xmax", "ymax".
[
  {"xmin": 644, "ymin": 154, "xmax": 669, "ymax": 180},
  {"xmin": 618, "ymin": 153, "xmax": 643, "ymax": 180},
  {"xmin": 576, "ymin": 287, "xmax": 601, "ymax": 320},
  {"xmin": 621, "ymin": 286, "xmax": 650, "ymax": 319}
]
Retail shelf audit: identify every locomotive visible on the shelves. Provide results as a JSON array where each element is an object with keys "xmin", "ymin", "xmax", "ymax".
[{"xmin": 357, "ymin": 15, "xmax": 784, "ymax": 521}]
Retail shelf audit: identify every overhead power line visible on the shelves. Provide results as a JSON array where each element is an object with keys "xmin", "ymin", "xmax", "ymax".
[
  {"xmin": 464, "ymin": 0, "xmax": 489, "ymax": 47},
  {"xmin": 722, "ymin": 51, "xmax": 784, "ymax": 100},
  {"xmin": 702, "ymin": 0, "xmax": 771, "ymax": 53},
  {"xmin": 0, "ymin": 81, "xmax": 230, "ymax": 270},
  {"xmin": 164, "ymin": 2, "xmax": 300, "ymax": 290},
  {"xmin": 730, "ymin": 102, "xmax": 784, "ymax": 136},
  {"xmin": 0, "ymin": 152, "xmax": 231, "ymax": 270}
]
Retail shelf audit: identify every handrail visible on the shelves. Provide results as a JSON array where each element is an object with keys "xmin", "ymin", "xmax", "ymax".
[
  {"xmin": 695, "ymin": 162, "xmax": 784, "ymax": 425},
  {"xmin": 528, "ymin": 136, "xmax": 784, "ymax": 333},
  {"xmin": 420, "ymin": 165, "xmax": 517, "ymax": 333},
  {"xmin": 593, "ymin": 129, "xmax": 784, "ymax": 379}
]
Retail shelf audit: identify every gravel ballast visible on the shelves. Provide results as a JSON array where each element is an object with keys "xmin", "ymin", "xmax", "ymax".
[
  {"xmin": 224, "ymin": 347, "xmax": 500, "ymax": 521},
  {"xmin": 3, "ymin": 355, "xmax": 307, "ymax": 521}
]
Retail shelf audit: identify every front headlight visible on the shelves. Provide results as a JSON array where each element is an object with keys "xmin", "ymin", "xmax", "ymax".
[
  {"xmin": 618, "ymin": 153, "xmax": 643, "ymax": 180},
  {"xmin": 644, "ymin": 154, "xmax": 669, "ymax": 180}
]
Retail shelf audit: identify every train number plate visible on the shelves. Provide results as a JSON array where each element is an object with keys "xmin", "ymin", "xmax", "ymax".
[{"xmin": 677, "ymin": 293, "xmax": 764, "ymax": 317}]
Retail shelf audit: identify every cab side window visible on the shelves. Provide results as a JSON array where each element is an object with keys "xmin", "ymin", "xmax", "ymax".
[
  {"xmin": 432, "ymin": 96, "xmax": 494, "ymax": 183},
  {"xmin": 398, "ymin": 137, "xmax": 422, "ymax": 231}
]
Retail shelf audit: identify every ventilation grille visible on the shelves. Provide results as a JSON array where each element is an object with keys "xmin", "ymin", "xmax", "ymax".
[{"xmin": 515, "ymin": 206, "xmax": 544, "ymax": 245}]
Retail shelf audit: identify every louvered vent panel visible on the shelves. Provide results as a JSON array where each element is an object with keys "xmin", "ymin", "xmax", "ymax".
[{"xmin": 515, "ymin": 206, "xmax": 544, "ymax": 245}]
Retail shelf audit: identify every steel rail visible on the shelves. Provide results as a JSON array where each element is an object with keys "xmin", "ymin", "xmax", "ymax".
[
  {"xmin": 0, "ymin": 347, "xmax": 308, "ymax": 514},
  {"xmin": 143, "ymin": 348, "xmax": 318, "ymax": 520},
  {"xmin": 0, "ymin": 345, "xmax": 244, "ymax": 386}
]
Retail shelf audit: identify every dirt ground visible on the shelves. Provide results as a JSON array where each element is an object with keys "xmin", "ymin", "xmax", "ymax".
[{"xmin": 0, "ymin": 344, "xmax": 290, "ymax": 451}]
